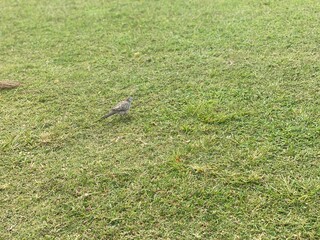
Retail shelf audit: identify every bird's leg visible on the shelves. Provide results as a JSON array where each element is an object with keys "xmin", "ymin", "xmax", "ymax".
[
  {"xmin": 120, "ymin": 111, "xmax": 129, "ymax": 118},
  {"xmin": 119, "ymin": 111, "xmax": 126, "ymax": 117}
]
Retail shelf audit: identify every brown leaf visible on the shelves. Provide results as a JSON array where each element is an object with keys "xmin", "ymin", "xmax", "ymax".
[{"xmin": 0, "ymin": 81, "xmax": 21, "ymax": 89}]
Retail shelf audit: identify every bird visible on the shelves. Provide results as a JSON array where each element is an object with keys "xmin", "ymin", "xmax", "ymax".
[{"xmin": 100, "ymin": 97, "xmax": 133, "ymax": 120}]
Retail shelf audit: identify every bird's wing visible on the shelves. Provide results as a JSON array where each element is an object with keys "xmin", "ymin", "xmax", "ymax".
[{"xmin": 112, "ymin": 100, "xmax": 130, "ymax": 111}]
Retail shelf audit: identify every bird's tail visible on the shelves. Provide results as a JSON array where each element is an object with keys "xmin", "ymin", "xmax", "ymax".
[{"xmin": 100, "ymin": 111, "xmax": 116, "ymax": 120}]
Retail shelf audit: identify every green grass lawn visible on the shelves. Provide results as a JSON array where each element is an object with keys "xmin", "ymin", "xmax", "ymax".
[{"xmin": 1, "ymin": 0, "xmax": 320, "ymax": 239}]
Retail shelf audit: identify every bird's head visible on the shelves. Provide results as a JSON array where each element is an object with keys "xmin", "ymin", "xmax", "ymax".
[{"xmin": 127, "ymin": 96, "xmax": 133, "ymax": 102}]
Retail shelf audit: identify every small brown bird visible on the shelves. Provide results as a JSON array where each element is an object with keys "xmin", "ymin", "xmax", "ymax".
[{"xmin": 100, "ymin": 97, "xmax": 133, "ymax": 120}]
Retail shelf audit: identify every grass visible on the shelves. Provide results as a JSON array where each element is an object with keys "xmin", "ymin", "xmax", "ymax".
[{"xmin": 1, "ymin": 0, "xmax": 319, "ymax": 239}]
